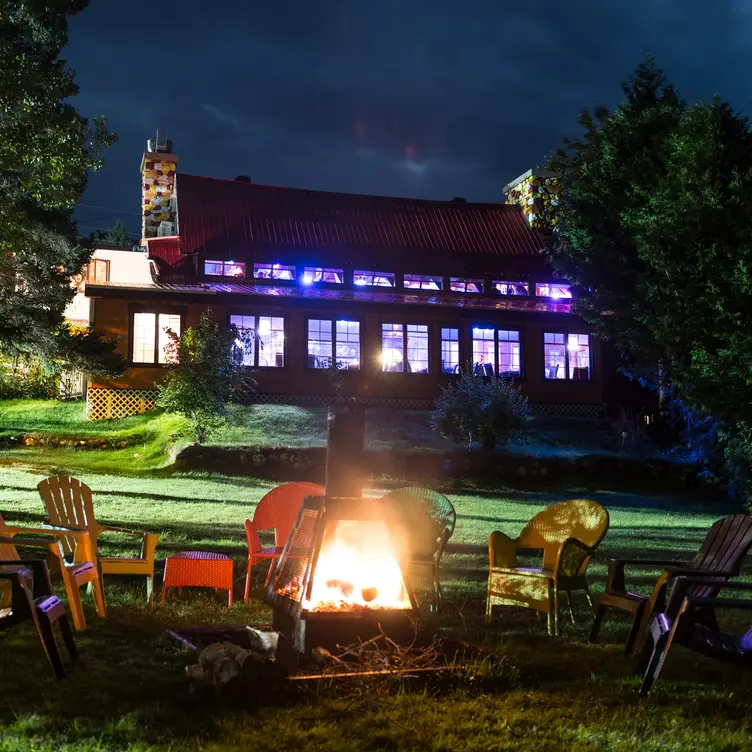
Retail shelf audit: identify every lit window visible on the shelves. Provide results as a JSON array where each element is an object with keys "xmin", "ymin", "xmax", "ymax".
[
  {"xmin": 536, "ymin": 282, "xmax": 572, "ymax": 299},
  {"xmin": 381, "ymin": 323, "xmax": 429, "ymax": 373},
  {"xmin": 544, "ymin": 332, "xmax": 589, "ymax": 379},
  {"xmin": 86, "ymin": 259, "xmax": 110, "ymax": 283},
  {"xmin": 253, "ymin": 263, "xmax": 296, "ymax": 281},
  {"xmin": 441, "ymin": 328, "xmax": 460, "ymax": 374},
  {"xmin": 472, "ymin": 328, "xmax": 521, "ymax": 377},
  {"xmin": 230, "ymin": 314, "xmax": 285, "ymax": 367},
  {"xmin": 493, "ymin": 281, "xmax": 529, "ymax": 296},
  {"xmin": 204, "ymin": 260, "xmax": 246, "ymax": 277},
  {"xmin": 307, "ymin": 319, "xmax": 360, "ymax": 370},
  {"xmin": 403, "ymin": 274, "xmax": 443, "ymax": 291},
  {"xmin": 301, "ymin": 267, "xmax": 344, "ymax": 285},
  {"xmin": 450, "ymin": 278, "xmax": 483, "ymax": 293},
  {"xmin": 131, "ymin": 312, "xmax": 181, "ymax": 364},
  {"xmin": 354, "ymin": 270, "xmax": 395, "ymax": 288}
]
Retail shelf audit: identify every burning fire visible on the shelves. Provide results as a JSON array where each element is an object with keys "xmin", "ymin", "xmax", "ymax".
[{"xmin": 304, "ymin": 519, "xmax": 411, "ymax": 611}]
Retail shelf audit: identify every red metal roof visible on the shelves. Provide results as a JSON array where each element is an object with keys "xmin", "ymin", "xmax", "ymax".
[
  {"xmin": 175, "ymin": 174, "xmax": 544, "ymax": 258},
  {"xmin": 86, "ymin": 281, "xmax": 572, "ymax": 314}
]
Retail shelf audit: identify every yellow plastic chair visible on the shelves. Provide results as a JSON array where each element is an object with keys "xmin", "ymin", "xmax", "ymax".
[
  {"xmin": 38, "ymin": 475, "xmax": 158, "ymax": 605},
  {"xmin": 0, "ymin": 512, "xmax": 105, "ymax": 631},
  {"xmin": 485, "ymin": 498, "xmax": 609, "ymax": 635}
]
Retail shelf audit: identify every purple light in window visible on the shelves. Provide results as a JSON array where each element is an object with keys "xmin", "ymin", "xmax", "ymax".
[
  {"xmin": 354, "ymin": 278, "xmax": 367, "ymax": 286},
  {"xmin": 301, "ymin": 273, "xmax": 313, "ymax": 286}
]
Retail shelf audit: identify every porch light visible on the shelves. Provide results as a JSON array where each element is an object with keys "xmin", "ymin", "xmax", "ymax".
[
  {"xmin": 302, "ymin": 273, "xmax": 313, "ymax": 286},
  {"xmin": 381, "ymin": 348, "xmax": 402, "ymax": 369}
]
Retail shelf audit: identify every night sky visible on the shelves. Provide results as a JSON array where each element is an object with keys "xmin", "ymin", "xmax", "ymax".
[{"xmin": 67, "ymin": 1, "xmax": 752, "ymax": 237}]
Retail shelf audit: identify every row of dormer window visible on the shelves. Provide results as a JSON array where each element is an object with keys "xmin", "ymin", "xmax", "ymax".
[{"xmin": 203, "ymin": 260, "xmax": 572, "ymax": 299}]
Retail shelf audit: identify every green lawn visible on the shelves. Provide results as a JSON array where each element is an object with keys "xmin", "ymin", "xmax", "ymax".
[{"xmin": 0, "ymin": 465, "xmax": 750, "ymax": 751}]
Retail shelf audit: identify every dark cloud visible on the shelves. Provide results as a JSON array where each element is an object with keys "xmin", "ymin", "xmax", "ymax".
[{"xmin": 66, "ymin": 0, "xmax": 752, "ymax": 236}]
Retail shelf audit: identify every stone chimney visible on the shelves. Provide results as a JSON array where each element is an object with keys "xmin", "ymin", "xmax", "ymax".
[
  {"xmin": 503, "ymin": 168, "xmax": 560, "ymax": 232},
  {"xmin": 141, "ymin": 132, "xmax": 178, "ymax": 240}
]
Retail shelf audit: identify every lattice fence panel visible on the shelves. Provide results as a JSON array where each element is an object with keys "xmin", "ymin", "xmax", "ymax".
[{"xmin": 87, "ymin": 388, "xmax": 159, "ymax": 420}]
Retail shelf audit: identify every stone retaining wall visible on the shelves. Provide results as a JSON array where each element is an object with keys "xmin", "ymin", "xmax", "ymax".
[{"xmin": 175, "ymin": 445, "xmax": 701, "ymax": 492}]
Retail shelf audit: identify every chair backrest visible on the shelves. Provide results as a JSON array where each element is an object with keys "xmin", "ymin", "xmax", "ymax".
[
  {"xmin": 381, "ymin": 487, "xmax": 457, "ymax": 557},
  {"xmin": 37, "ymin": 475, "xmax": 99, "ymax": 560},
  {"xmin": 689, "ymin": 514, "xmax": 752, "ymax": 575},
  {"xmin": 253, "ymin": 482, "xmax": 325, "ymax": 548},
  {"xmin": 518, "ymin": 498, "xmax": 609, "ymax": 571},
  {"xmin": 0, "ymin": 513, "xmax": 20, "ymax": 562}
]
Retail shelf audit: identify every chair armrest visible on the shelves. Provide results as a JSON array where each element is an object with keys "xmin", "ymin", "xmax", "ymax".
[
  {"xmin": 489, "ymin": 531, "xmax": 519, "ymax": 569},
  {"xmin": 665, "ymin": 575, "xmax": 748, "ymax": 617},
  {"xmin": 662, "ymin": 566, "xmax": 734, "ymax": 577},
  {"xmin": 3, "ymin": 524, "xmax": 86, "ymax": 537},
  {"xmin": 605, "ymin": 558, "xmax": 685, "ymax": 593},
  {"xmin": 555, "ymin": 537, "xmax": 595, "ymax": 577},
  {"xmin": 99, "ymin": 524, "xmax": 151, "ymax": 537},
  {"xmin": 489, "ymin": 566, "xmax": 552, "ymax": 579},
  {"xmin": 685, "ymin": 596, "xmax": 752, "ymax": 612},
  {"xmin": 0, "ymin": 559, "xmax": 53, "ymax": 597},
  {"xmin": 671, "ymin": 577, "xmax": 752, "ymax": 591}
]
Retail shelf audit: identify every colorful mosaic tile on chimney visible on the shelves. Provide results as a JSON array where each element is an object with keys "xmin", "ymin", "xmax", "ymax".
[
  {"xmin": 504, "ymin": 170, "xmax": 560, "ymax": 232},
  {"xmin": 141, "ymin": 154, "xmax": 178, "ymax": 239}
]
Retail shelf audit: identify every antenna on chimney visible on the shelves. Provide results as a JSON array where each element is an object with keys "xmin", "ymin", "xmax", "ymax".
[{"xmin": 147, "ymin": 129, "xmax": 173, "ymax": 154}]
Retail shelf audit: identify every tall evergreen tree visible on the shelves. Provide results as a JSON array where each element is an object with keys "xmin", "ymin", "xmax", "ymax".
[{"xmin": 0, "ymin": 0, "xmax": 119, "ymax": 369}]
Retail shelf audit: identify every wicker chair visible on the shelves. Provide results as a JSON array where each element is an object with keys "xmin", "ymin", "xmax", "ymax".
[
  {"xmin": 381, "ymin": 487, "xmax": 456, "ymax": 610},
  {"xmin": 244, "ymin": 481, "xmax": 325, "ymax": 602},
  {"xmin": 486, "ymin": 498, "xmax": 609, "ymax": 635}
]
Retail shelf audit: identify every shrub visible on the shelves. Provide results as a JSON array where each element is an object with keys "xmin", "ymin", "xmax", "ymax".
[
  {"xmin": 721, "ymin": 422, "xmax": 752, "ymax": 511},
  {"xmin": 156, "ymin": 311, "xmax": 256, "ymax": 444},
  {"xmin": 0, "ymin": 354, "xmax": 58, "ymax": 399},
  {"xmin": 430, "ymin": 368, "xmax": 531, "ymax": 450}
]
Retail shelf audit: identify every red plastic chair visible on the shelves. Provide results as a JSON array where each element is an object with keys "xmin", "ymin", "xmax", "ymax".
[{"xmin": 244, "ymin": 482, "xmax": 325, "ymax": 602}]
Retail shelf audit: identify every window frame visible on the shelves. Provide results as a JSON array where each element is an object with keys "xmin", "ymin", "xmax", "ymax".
[
  {"xmin": 301, "ymin": 267, "xmax": 345, "ymax": 285},
  {"xmin": 252, "ymin": 263, "xmax": 297, "ymax": 282},
  {"xmin": 440, "ymin": 326, "xmax": 461, "ymax": 375},
  {"xmin": 204, "ymin": 259, "xmax": 246, "ymax": 278},
  {"xmin": 229, "ymin": 312, "xmax": 288, "ymax": 370},
  {"xmin": 128, "ymin": 305, "xmax": 186, "ymax": 366},
  {"xmin": 471, "ymin": 326, "xmax": 523, "ymax": 379},
  {"xmin": 535, "ymin": 282, "xmax": 572, "ymax": 299},
  {"xmin": 403, "ymin": 273, "xmax": 444, "ymax": 291},
  {"xmin": 305, "ymin": 316, "xmax": 362, "ymax": 371},
  {"xmin": 353, "ymin": 269, "xmax": 396, "ymax": 288},
  {"xmin": 492, "ymin": 280, "xmax": 529, "ymax": 296},
  {"xmin": 449, "ymin": 277, "xmax": 484, "ymax": 294},
  {"xmin": 380, "ymin": 321, "xmax": 431, "ymax": 374},
  {"xmin": 86, "ymin": 258, "xmax": 110, "ymax": 283},
  {"xmin": 542, "ymin": 331, "xmax": 591, "ymax": 381}
]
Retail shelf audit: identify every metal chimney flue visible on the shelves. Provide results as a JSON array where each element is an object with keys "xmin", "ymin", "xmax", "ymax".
[{"xmin": 325, "ymin": 405, "xmax": 365, "ymax": 498}]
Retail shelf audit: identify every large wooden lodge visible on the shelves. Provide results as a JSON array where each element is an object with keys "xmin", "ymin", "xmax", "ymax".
[{"xmin": 81, "ymin": 137, "xmax": 606, "ymax": 420}]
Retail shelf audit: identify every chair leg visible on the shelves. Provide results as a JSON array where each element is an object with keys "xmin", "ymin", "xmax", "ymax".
[
  {"xmin": 63, "ymin": 575, "xmax": 87, "ymax": 632},
  {"xmin": 584, "ymin": 585, "xmax": 595, "ymax": 616},
  {"xmin": 638, "ymin": 621, "xmax": 675, "ymax": 697},
  {"xmin": 57, "ymin": 612, "xmax": 77, "ymax": 661},
  {"xmin": 145, "ymin": 575, "xmax": 154, "ymax": 607},
  {"xmin": 564, "ymin": 590, "xmax": 575, "ymax": 624},
  {"xmin": 625, "ymin": 601, "xmax": 649, "ymax": 657},
  {"xmin": 35, "ymin": 613, "xmax": 67, "ymax": 680},
  {"xmin": 244, "ymin": 560, "xmax": 252, "ymax": 604},
  {"xmin": 553, "ymin": 590, "xmax": 560, "ymax": 636},
  {"xmin": 90, "ymin": 577, "xmax": 106, "ymax": 619},
  {"xmin": 589, "ymin": 604, "xmax": 606, "ymax": 643},
  {"xmin": 485, "ymin": 592, "xmax": 493, "ymax": 626}
]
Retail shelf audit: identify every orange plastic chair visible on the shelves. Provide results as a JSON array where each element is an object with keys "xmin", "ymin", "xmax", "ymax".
[
  {"xmin": 38, "ymin": 475, "xmax": 158, "ymax": 605},
  {"xmin": 0, "ymin": 512, "xmax": 105, "ymax": 631},
  {"xmin": 486, "ymin": 498, "xmax": 609, "ymax": 635},
  {"xmin": 244, "ymin": 481, "xmax": 325, "ymax": 602}
]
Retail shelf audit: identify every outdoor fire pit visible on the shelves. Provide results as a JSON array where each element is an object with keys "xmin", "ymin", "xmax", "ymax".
[{"xmin": 265, "ymin": 493, "xmax": 419, "ymax": 654}]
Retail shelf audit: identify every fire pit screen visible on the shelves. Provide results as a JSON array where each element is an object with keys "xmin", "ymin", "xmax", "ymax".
[{"xmin": 266, "ymin": 494, "xmax": 418, "ymax": 654}]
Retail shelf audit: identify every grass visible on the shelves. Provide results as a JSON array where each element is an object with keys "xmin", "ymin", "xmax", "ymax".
[
  {"xmin": 0, "ymin": 465, "xmax": 750, "ymax": 751},
  {"xmin": 0, "ymin": 400, "xmax": 629, "ymax": 478}
]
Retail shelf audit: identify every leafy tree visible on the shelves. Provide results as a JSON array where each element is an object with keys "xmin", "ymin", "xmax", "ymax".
[
  {"xmin": 547, "ymin": 60, "xmax": 752, "ymax": 428},
  {"xmin": 93, "ymin": 219, "xmax": 133, "ymax": 247},
  {"xmin": 156, "ymin": 311, "xmax": 256, "ymax": 444},
  {"xmin": 0, "ymin": 0, "xmax": 119, "ymax": 367},
  {"xmin": 430, "ymin": 368, "xmax": 531, "ymax": 450}
]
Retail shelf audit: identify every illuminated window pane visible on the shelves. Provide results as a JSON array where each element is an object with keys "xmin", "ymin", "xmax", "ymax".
[
  {"xmin": 493, "ymin": 281, "xmax": 529, "ymax": 296},
  {"xmin": 256, "ymin": 316, "xmax": 285, "ymax": 367},
  {"xmin": 498, "ymin": 330, "xmax": 521, "ymax": 376},
  {"xmin": 253, "ymin": 263, "xmax": 296, "ymax": 281},
  {"xmin": 536, "ymin": 282, "xmax": 572, "ymax": 299},
  {"xmin": 230, "ymin": 314, "xmax": 256, "ymax": 366},
  {"xmin": 307, "ymin": 319, "xmax": 333, "ymax": 368},
  {"xmin": 472, "ymin": 327, "xmax": 495, "ymax": 376},
  {"xmin": 404, "ymin": 274, "xmax": 443, "ymax": 291},
  {"xmin": 132, "ymin": 312, "xmax": 156, "ymax": 364},
  {"xmin": 441, "ymin": 328, "xmax": 459, "ymax": 374},
  {"xmin": 302, "ymin": 267, "xmax": 344, "ymax": 285},
  {"xmin": 335, "ymin": 320, "xmax": 360, "ymax": 370},
  {"xmin": 87, "ymin": 259, "xmax": 109, "ymax": 283},
  {"xmin": 406, "ymin": 325, "xmax": 429, "ymax": 372},
  {"xmin": 205, "ymin": 260, "xmax": 245, "ymax": 277},
  {"xmin": 157, "ymin": 314, "xmax": 181, "ymax": 364},
  {"xmin": 567, "ymin": 333, "xmax": 590, "ymax": 380},
  {"xmin": 381, "ymin": 323, "xmax": 404, "ymax": 371},
  {"xmin": 354, "ymin": 270, "xmax": 395, "ymax": 288},
  {"xmin": 450, "ymin": 278, "xmax": 483, "ymax": 293},
  {"xmin": 544, "ymin": 332, "xmax": 566, "ymax": 379}
]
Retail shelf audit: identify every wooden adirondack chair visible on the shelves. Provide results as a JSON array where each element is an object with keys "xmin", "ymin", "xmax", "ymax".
[
  {"xmin": 486, "ymin": 499, "xmax": 610, "ymax": 636},
  {"xmin": 0, "ymin": 512, "xmax": 105, "ymax": 631},
  {"xmin": 381, "ymin": 487, "xmax": 457, "ymax": 611},
  {"xmin": 38, "ymin": 475, "xmax": 158, "ymax": 605},
  {"xmin": 0, "ymin": 560, "xmax": 77, "ymax": 679},
  {"xmin": 639, "ymin": 575, "xmax": 752, "ymax": 696},
  {"xmin": 244, "ymin": 481, "xmax": 325, "ymax": 602},
  {"xmin": 590, "ymin": 514, "xmax": 752, "ymax": 656}
]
